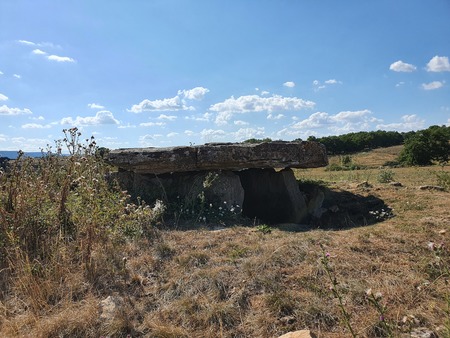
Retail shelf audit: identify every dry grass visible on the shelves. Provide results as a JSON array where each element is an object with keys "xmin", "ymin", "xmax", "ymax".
[{"xmin": 1, "ymin": 145, "xmax": 449, "ymax": 337}]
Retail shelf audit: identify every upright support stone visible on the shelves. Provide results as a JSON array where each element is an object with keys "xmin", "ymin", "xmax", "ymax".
[
  {"xmin": 238, "ymin": 168, "xmax": 308, "ymax": 224},
  {"xmin": 111, "ymin": 170, "xmax": 244, "ymax": 212}
]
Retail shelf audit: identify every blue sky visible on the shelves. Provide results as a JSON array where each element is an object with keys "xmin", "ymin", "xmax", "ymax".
[{"xmin": 1, "ymin": 1, "xmax": 450, "ymax": 151}]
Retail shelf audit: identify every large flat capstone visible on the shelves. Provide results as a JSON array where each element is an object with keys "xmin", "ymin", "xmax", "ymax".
[{"xmin": 106, "ymin": 141, "xmax": 328, "ymax": 174}]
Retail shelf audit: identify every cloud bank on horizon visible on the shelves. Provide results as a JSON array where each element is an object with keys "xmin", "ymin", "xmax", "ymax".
[{"xmin": 0, "ymin": 1, "xmax": 449, "ymax": 151}]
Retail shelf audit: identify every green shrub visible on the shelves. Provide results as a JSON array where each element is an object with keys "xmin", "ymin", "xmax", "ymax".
[
  {"xmin": 325, "ymin": 156, "xmax": 365, "ymax": 171},
  {"xmin": 377, "ymin": 169, "xmax": 395, "ymax": 183},
  {"xmin": 382, "ymin": 160, "xmax": 402, "ymax": 168},
  {"xmin": 256, "ymin": 224, "xmax": 272, "ymax": 234},
  {"xmin": 398, "ymin": 125, "xmax": 450, "ymax": 166},
  {"xmin": 436, "ymin": 169, "xmax": 450, "ymax": 191}
]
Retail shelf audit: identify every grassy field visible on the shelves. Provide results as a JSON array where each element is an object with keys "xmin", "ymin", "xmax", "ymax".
[{"xmin": 1, "ymin": 143, "xmax": 449, "ymax": 337}]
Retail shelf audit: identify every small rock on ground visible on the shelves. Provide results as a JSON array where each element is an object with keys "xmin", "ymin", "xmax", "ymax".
[
  {"xmin": 419, "ymin": 185, "xmax": 445, "ymax": 191},
  {"xmin": 400, "ymin": 327, "xmax": 438, "ymax": 338},
  {"xmin": 278, "ymin": 329, "xmax": 316, "ymax": 338}
]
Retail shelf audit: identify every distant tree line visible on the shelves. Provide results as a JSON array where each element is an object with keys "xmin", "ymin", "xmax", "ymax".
[
  {"xmin": 298, "ymin": 126, "xmax": 449, "ymax": 161},
  {"xmin": 301, "ymin": 130, "xmax": 404, "ymax": 155},
  {"xmin": 243, "ymin": 125, "xmax": 450, "ymax": 166}
]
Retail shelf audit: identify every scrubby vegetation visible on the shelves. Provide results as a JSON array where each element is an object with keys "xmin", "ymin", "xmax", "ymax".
[
  {"xmin": 297, "ymin": 125, "xmax": 450, "ymax": 159},
  {"xmin": 398, "ymin": 125, "xmax": 450, "ymax": 166},
  {"xmin": 0, "ymin": 129, "xmax": 164, "ymax": 337},
  {"xmin": 1, "ymin": 129, "xmax": 449, "ymax": 337}
]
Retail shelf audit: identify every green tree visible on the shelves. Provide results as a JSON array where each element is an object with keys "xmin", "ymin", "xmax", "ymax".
[{"xmin": 398, "ymin": 125, "xmax": 450, "ymax": 165}]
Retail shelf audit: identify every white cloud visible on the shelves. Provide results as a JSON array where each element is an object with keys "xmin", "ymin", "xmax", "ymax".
[
  {"xmin": 395, "ymin": 82, "xmax": 405, "ymax": 87},
  {"xmin": 18, "ymin": 40, "xmax": 36, "ymax": 46},
  {"xmin": 0, "ymin": 93, "xmax": 8, "ymax": 101},
  {"xmin": 129, "ymin": 87, "xmax": 208, "ymax": 113},
  {"xmin": 9, "ymin": 137, "xmax": 52, "ymax": 151},
  {"xmin": 30, "ymin": 115, "xmax": 45, "ymax": 120},
  {"xmin": 178, "ymin": 87, "xmax": 209, "ymax": 100},
  {"xmin": 129, "ymin": 96, "xmax": 193, "ymax": 113},
  {"xmin": 210, "ymin": 94, "xmax": 315, "ymax": 125},
  {"xmin": 88, "ymin": 103, "xmax": 105, "ymax": 109},
  {"xmin": 232, "ymin": 127, "xmax": 265, "ymax": 141},
  {"xmin": 61, "ymin": 110, "xmax": 119, "ymax": 126},
  {"xmin": 288, "ymin": 109, "xmax": 376, "ymax": 135},
  {"xmin": 234, "ymin": 120, "xmax": 249, "ymax": 126},
  {"xmin": 184, "ymin": 130, "xmax": 195, "ymax": 136},
  {"xmin": 117, "ymin": 123, "xmax": 136, "ymax": 129},
  {"xmin": 157, "ymin": 114, "xmax": 177, "ymax": 121},
  {"xmin": 426, "ymin": 56, "xmax": 450, "ymax": 72},
  {"xmin": 0, "ymin": 71, "xmax": 3, "ymax": 75},
  {"xmin": 422, "ymin": 81, "xmax": 444, "ymax": 90},
  {"xmin": 13, "ymin": 74, "xmax": 21, "ymax": 79},
  {"xmin": 376, "ymin": 114, "xmax": 425, "ymax": 131},
  {"xmin": 283, "ymin": 81, "xmax": 295, "ymax": 88},
  {"xmin": 0, "ymin": 105, "xmax": 32, "ymax": 115},
  {"xmin": 95, "ymin": 136, "xmax": 127, "ymax": 148},
  {"xmin": 139, "ymin": 122, "xmax": 166, "ymax": 127},
  {"xmin": 47, "ymin": 54, "xmax": 75, "ymax": 63},
  {"xmin": 292, "ymin": 112, "xmax": 332, "ymax": 129},
  {"xmin": 267, "ymin": 113, "xmax": 285, "ymax": 120},
  {"xmin": 200, "ymin": 128, "xmax": 226, "ymax": 142},
  {"xmin": 185, "ymin": 112, "xmax": 213, "ymax": 122},
  {"xmin": 29, "ymin": 45, "xmax": 75, "ymax": 63},
  {"xmin": 130, "ymin": 87, "xmax": 210, "ymax": 114},
  {"xmin": 21, "ymin": 123, "xmax": 51, "ymax": 129},
  {"xmin": 333, "ymin": 109, "xmax": 373, "ymax": 121},
  {"xmin": 389, "ymin": 60, "xmax": 416, "ymax": 72},
  {"xmin": 167, "ymin": 132, "xmax": 179, "ymax": 137},
  {"xmin": 261, "ymin": 91, "xmax": 270, "ymax": 96},
  {"xmin": 32, "ymin": 49, "xmax": 47, "ymax": 55},
  {"xmin": 313, "ymin": 79, "xmax": 342, "ymax": 91},
  {"xmin": 324, "ymin": 79, "xmax": 343, "ymax": 84},
  {"xmin": 138, "ymin": 134, "xmax": 156, "ymax": 147},
  {"xmin": 17, "ymin": 40, "xmax": 59, "ymax": 49}
]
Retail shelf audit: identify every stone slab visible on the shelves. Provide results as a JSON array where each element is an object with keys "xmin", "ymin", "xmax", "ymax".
[{"xmin": 106, "ymin": 141, "xmax": 328, "ymax": 174}]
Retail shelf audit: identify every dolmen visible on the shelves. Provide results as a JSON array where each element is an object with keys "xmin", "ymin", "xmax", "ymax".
[{"xmin": 106, "ymin": 141, "xmax": 328, "ymax": 224}]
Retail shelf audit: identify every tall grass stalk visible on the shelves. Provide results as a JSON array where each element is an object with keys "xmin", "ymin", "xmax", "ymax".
[{"xmin": 319, "ymin": 244, "xmax": 357, "ymax": 337}]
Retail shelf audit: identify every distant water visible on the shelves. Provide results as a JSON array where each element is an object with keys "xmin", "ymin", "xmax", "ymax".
[{"xmin": 0, "ymin": 151, "xmax": 43, "ymax": 159}]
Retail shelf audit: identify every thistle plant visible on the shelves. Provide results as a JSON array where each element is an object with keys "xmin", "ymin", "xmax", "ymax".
[
  {"xmin": 427, "ymin": 239, "xmax": 450, "ymax": 336},
  {"xmin": 320, "ymin": 244, "xmax": 357, "ymax": 337},
  {"xmin": 365, "ymin": 288, "xmax": 393, "ymax": 337}
]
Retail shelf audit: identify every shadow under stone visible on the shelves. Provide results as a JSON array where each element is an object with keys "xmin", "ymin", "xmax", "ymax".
[{"xmin": 112, "ymin": 168, "xmax": 393, "ymax": 231}]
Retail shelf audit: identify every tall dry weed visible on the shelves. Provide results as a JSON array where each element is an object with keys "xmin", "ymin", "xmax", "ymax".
[{"xmin": 0, "ymin": 129, "xmax": 163, "ymax": 336}]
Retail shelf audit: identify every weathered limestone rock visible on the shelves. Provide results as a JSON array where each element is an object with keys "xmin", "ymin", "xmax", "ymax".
[
  {"xmin": 99, "ymin": 295, "xmax": 124, "ymax": 322},
  {"xmin": 106, "ymin": 141, "xmax": 328, "ymax": 174},
  {"xmin": 419, "ymin": 185, "xmax": 445, "ymax": 191},
  {"xmin": 113, "ymin": 170, "xmax": 244, "ymax": 212},
  {"xmin": 107, "ymin": 141, "xmax": 329, "ymax": 224},
  {"xmin": 278, "ymin": 330, "xmax": 316, "ymax": 338}
]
